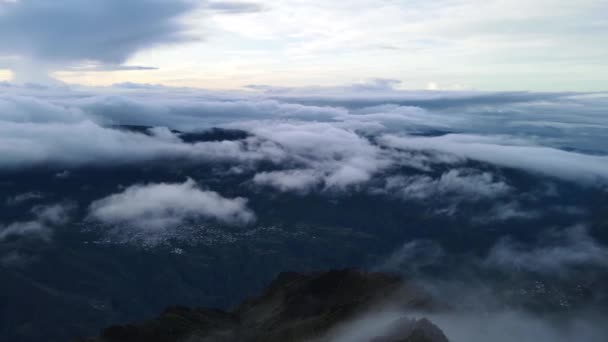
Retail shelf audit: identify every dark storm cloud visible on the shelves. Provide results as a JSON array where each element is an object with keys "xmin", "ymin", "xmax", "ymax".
[{"xmin": 0, "ymin": 0, "xmax": 195, "ymax": 66}]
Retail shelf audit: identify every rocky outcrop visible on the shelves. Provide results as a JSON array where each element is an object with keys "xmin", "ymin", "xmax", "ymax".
[
  {"xmin": 369, "ymin": 317, "xmax": 449, "ymax": 342},
  {"xmin": 86, "ymin": 269, "xmax": 447, "ymax": 342}
]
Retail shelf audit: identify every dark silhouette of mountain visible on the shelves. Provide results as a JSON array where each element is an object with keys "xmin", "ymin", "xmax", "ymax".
[
  {"xmin": 108, "ymin": 125, "xmax": 250, "ymax": 143},
  {"xmin": 179, "ymin": 127, "xmax": 251, "ymax": 143},
  {"xmin": 84, "ymin": 269, "xmax": 447, "ymax": 342}
]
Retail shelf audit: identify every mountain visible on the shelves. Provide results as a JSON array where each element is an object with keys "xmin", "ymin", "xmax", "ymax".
[{"xmin": 84, "ymin": 269, "xmax": 448, "ymax": 342}]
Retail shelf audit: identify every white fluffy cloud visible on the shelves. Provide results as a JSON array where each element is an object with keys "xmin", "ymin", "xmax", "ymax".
[
  {"xmin": 88, "ymin": 179, "xmax": 256, "ymax": 231},
  {"xmin": 248, "ymin": 121, "xmax": 390, "ymax": 191}
]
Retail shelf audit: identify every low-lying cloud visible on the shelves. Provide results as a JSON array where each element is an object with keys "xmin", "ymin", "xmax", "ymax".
[
  {"xmin": 484, "ymin": 225, "xmax": 608, "ymax": 274},
  {"xmin": 0, "ymin": 220, "xmax": 48, "ymax": 242},
  {"xmin": 88, "ymin": 178, "xmax": 256, "ymax": 232},
  {"xmin": 379, "ymin": 133, "xmax": 608, "ymax": 184},
  {"xmin": 1, "ymin": 82, "xmax": 607, "ymax": 199},
  {"xmin": 5, "ymin": 191, "xmax": 44, "ymax": 206},
  {"xmin": 0, "ymin": 202, "xmax": 75, "ymax": 242},
  {"xmin": 383, "ymin": 169, "xmax": 512, "ymax": 201}
]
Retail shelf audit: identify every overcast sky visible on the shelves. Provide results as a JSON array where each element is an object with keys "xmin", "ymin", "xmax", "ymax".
[{"xmin": 0, "ymin": 0, "xmax": 607, "ymax": 90}]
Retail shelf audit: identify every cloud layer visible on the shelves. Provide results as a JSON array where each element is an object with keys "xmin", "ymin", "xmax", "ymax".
[
  {"xmin": 1, "ymin": 82, "xmax": 606, "ymax": 190},
  {"xmin": 380, "ymin": 133, "xmax": 608, "ymax": 184},
  {"xmin": 1, "ymin": 82, "xmax": 607, "ymax": 248}
]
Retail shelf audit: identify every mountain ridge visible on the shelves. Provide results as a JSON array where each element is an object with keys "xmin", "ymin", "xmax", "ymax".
[{"xmin": 84, "ymin": 269, "xmax": 448, "ymax": 342}]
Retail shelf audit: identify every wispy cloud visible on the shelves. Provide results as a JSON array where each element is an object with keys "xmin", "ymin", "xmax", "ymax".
[
  {"xmin": 0, "ymin": 202, "xmax": 75, "ymax": 241},
  {"xmin": 484, "ymin": 225, "xmax": 608, "ymax": 274}
]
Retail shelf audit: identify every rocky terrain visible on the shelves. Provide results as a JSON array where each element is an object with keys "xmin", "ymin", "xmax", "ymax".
[{"xmin": 84, "ymin": 269, "xmax": 448, "ymax": 342}]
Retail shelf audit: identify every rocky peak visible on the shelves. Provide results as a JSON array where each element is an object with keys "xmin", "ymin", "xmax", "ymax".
[{"xmin": 87, "ymin": 269, "xmax": 448, "ymax": 342}]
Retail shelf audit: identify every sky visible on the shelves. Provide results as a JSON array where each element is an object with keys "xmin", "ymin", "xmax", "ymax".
[{"xmin": 0, "ymin": 0, "xmax": 607, "ymax": 91}]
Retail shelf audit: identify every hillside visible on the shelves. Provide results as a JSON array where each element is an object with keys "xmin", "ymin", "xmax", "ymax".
[{"xmin": 85, "ymin": 269, "xmax": 448, "ymax": 342}]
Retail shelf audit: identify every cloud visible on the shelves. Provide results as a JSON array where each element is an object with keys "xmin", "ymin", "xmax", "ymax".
[
  {"xmin": 247, "ymin": 121, "xmax": 390, "ymax": 191},
  {"xmin": 365, "ymin": 229, "xmax": 608, "ymax": 342},
  {"xmin": 379, "ymin": 133, "xmax": 608, "ymax": 185},
  {"xmin": 72, "ymin": 64, "xmax": 160, "ymax": 72},
  {"xmin": 0, "ymin": 83, "xmax": 606, "ymax": 193},
  {"xmin": 0, "ymin": 220, "xmax": 48, "ymax": 242},
  {"xmin": 0, "ymin": 81, "xmax": 607, "ymax": 340},
  {"xmin": 0, "ymin": 92, "xmax": 86, "ymax": 123},
  {"xmin": 426, "ymin": 310, "xmax": 608, "ymax": 342},
  {"xmin": 476, "ymin": 201, "xmax": 541, "ymax": 222},
  {"xmin": 383, "ymin": 169, "xmax": 512, "ymax": 201},
  {"xmin": 5, "ymin": 191, "xmax": 44, "ymax": 205},
  {"xmin": 0, "ymin": 202, "xmax": 75, "ymax": 241},
  {"xmin": 32, "ymin": 202, "xmax": 75, "ymax": 226},
  {"xmin": 375, "ymin": 240, "xmax": 445, "ymax": 274},
  {"xmin": 327, "ymin": 312, "xmax": 449, "ymax": 342},
  {"xmin": 204, "ymin": 1, "xmax": 264, "ymax": 14},
  {"xmin": 484, "ymin": 225, "xmax": 608, "ymax": 274},
  {"xmin": 0, "ymin": 251, "xmax": 36, "ymax": 268},
  {"xmin": 0, "ymin": 120, "xmax": 285, "ymax": 169},
  {"xmin": 379, "ymin": 224, "xmax": 608, "ymax": 280},
  {"xmin": 54, "ymin": 170, "xmax": 71, "ymax": 179},
  {"xmin": 253, "ymin": 169, "xmax": 321, "ymax": 193},
  {"xmin": 0, "ymin": 0, "xmax": 196, "ymax": 80},
  {"xmin": 207, "ymin": 0, "xmax": 607, "ymax": 91},
  {"xmin": 88, "ymin": 179, "xmax": 256, "ymax": 232}
]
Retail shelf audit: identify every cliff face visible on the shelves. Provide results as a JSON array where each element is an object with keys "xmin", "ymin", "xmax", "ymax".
[{"xmin": 86, "ymin": 269, "xmax": 448, "ymax": 342}]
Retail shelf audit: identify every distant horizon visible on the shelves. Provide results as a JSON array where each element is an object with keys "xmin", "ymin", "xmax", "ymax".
[
  {"xmin": 1, "ymin": 0, "xmax": 607, "ymax": 91},
  {"xmin": 2, "ymin": 77, "xmax": 608, "ymax": 94}
]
